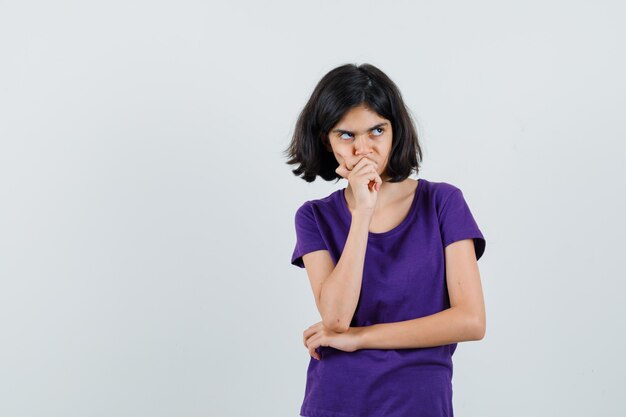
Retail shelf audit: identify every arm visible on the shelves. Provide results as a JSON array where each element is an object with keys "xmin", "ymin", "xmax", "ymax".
[
  {"xmin": 303, "ymin": 210, "xmax": 371, "ymax": 333},
  {"xmin": 321, "ymin": 211, "xmax": 371, "ymax": 332},
  {"xmin": 354, "ymin": 238, "xmax": 486, "ymax": 349}
]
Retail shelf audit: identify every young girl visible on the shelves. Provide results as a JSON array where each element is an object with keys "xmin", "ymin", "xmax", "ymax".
[{"xmin": 285, "ymin": 63, "xmax": 487, "ymax": 417}]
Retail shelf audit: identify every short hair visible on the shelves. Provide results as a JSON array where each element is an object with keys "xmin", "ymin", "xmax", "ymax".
[{"xmin": 284, "ymin": 63, "xmax": 423, "ymax": 183}]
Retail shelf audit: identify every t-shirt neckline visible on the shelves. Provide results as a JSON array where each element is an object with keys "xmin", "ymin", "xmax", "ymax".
[{"xmin": 337, "ymin": 178, "xmax": 425, "ymax": 239}]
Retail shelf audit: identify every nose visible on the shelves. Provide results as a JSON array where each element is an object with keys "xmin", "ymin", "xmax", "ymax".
[{"xmin": 353, "ymin": 134, "xmax": 373, "ymax": 156}]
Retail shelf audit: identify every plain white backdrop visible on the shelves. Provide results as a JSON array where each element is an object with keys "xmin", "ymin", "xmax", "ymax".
[{"xmin": 1, "ymin": 1, "xmax": 624, "ymax": 416}]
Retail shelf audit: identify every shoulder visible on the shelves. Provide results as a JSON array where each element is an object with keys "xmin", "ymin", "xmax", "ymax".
[
  {"xmin": 419, "ymin": 178, "xmax": 463, "ymax": 206},
  {"xmin": 294, "ymin": 189, "xmax": 341, "ymax": 221},
  {"xmin": 296, "ymin": 189, "xmax": 340, "ymax": 212}
]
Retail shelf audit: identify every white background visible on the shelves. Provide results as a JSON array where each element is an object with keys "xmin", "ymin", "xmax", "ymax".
[{"xmin": 1, "ymin": 1, "xmax": 624, "ymax": 416}]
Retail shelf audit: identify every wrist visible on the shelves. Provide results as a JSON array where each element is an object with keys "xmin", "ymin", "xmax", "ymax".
[
  {"xmin": 352, "ymin": 208, "xmax": 374, "ymax": 219},
  {"xmin": 353, "ymin": 325, "xmax": 369, "ymax": 350},
  {"xmin": 351, "ymin": 211, "xmax": 373, "ymax": 232}
]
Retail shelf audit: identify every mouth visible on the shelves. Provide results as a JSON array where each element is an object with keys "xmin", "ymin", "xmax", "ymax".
[{"xmin": 347, "ymin": 157, "xmax": 376, "ymax": 170}]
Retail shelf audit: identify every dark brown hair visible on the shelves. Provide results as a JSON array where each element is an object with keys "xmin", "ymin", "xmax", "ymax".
[{"xmin": 284, "ymin": 63, "xmax": 423, "ymax": 183}]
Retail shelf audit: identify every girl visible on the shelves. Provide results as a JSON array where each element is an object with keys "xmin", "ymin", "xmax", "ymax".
[{"xmin": 285, "ymin": 63, "xmax": 487, "ymax": 417}]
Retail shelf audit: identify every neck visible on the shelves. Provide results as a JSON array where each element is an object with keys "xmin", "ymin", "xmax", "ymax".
[{"xmin": 346, "ymin": 177, "xmax": 407, "ymax": 206}]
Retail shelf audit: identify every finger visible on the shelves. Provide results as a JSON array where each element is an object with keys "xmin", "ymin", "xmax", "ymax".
[
  {"xmin": 303, "ymin": 322, "xmax": 324, "ymax": 348},
  {"xmin": 353, "ymin": 155, "xmax": 374, "ymax": 168},
  {"xmin": 359, "ymin": 165, "xmax": 379, "ymax": 185},
  {"xmin": 335, "ymin": 161, "xmax": 350, "ymax": 179},
  {"xmin": 303, "ymin": 327, "xmax": 315, "ymax": 348},
  {"xmin": 362, "ymin": 165, "xmax": 381, "ymax": 181},
  {"xmin": 351, "ymin": 158, "xmax": 379, "ymax": 176},
  {"xmin": 346, "ymin": 157, "xmax": 362, "ymax": 171},
  {"xmin": 307, "ymin": 336, "xmax": 322, "ymax": 360},
  {"xmin": 306, "ymin": 342, "xmax": 319, "ymax": 359},
  {"xmin": 305, "ymin": 339, "xmax": 320, "ymax": 360}
]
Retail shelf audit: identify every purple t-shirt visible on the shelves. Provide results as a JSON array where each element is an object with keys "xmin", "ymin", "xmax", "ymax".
[{"xmin": 290, "ymin": 178, "xmax": 486, "ymax": 417}]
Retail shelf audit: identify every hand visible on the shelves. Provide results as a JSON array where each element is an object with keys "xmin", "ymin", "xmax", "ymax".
[
  {"xmin": 302, "ymin": 321, "xmax": 362, "ymax": 360},
  {"xmin": 335, "ymin": 157, "xmax": 382, "ymax": 212}
]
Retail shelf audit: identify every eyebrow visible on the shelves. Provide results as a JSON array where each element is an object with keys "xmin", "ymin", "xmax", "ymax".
[{"xmin": 331, "ymin": 122, "xmax": 388, "ymax": 135}]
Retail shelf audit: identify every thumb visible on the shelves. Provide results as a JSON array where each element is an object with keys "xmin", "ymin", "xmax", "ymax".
[{"xmin": 335, "ymin": 162, "xmax": 349, "ymax": 179}]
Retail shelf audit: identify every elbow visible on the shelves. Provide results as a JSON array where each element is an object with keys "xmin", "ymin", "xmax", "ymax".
[
  {"xmin": 319, "ymin": 293, "xmax": 351, "ymax": 333},
  {"xmin": 459, "ymin": 305, "xmax": 485, "ymax": 341},
  {"xmin": 322, "ymin": 316, "xmax": 350, "ymax": 333},
  {"xmin": 472, "ymin": 315, "xmax": 486, "ymax": 340},
  {"xmin": 334, "ymin": 322, "xmax": 350, "ymax": 333}
]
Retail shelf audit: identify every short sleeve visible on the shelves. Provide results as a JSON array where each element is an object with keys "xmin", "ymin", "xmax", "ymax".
[
  {"xmin": 439, "ymin": 188, "xmax": 486, "ymax": 261},
  {"xmin": 290, "ymin": 202, "xmax": 329, "ymax": 268}
]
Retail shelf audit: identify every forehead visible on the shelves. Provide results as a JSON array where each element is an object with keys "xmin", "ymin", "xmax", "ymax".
[{"xmin": 335, "ymin": 105, "xmax": 388, "ymax": 127}]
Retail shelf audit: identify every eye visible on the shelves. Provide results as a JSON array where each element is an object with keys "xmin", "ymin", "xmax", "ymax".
[
  {"xmin": 339, "ymin": 132, "xmax": 353, "ymax": 140},
  {"xmin": 372, "ymin": 127, "xmax": 384, "ymax": 136}
]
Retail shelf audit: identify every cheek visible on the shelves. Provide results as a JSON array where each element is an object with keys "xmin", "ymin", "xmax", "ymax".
[{"xmin": 336, "ymin": 150, "xmax": 349, "ymax": 160}]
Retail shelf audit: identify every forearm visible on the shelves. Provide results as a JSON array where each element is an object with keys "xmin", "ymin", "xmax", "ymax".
[
  {"xmin": 320, "ymin": 211, "xmax": 371, "ymax": 332},
  {"xmin": 355, "ymin": 307, "xmax": 484, "ymax": 349}
]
